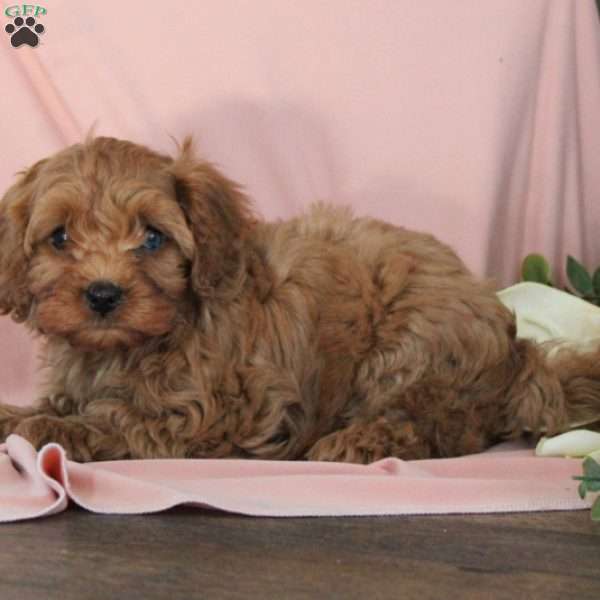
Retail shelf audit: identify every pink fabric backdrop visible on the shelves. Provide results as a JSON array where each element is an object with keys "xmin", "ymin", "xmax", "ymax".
[{"xmin": 1, "ymin": 0, "xmax": 600, "ymax": 409}]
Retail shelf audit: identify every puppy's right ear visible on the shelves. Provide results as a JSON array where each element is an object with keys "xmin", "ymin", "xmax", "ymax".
[
  {"xmin": 169, "ymin": 138, "xmax": 255, "ymax": 298},
  {"xmin": 0, "ymin": 160, "xmax": 45, "ymax": 322}
]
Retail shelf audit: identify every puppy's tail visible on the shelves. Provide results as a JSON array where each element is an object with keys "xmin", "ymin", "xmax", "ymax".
[{"xmin": 505, "ymin": 340, "xmax": 600, "ymax": 437}]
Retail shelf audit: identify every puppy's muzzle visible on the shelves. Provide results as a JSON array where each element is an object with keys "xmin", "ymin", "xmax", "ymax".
[{"xmin": 85, "ymin": 281, "xmax": 123, "ymax": 316}]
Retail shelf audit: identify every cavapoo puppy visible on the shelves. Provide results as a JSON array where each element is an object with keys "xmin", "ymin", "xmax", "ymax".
[{"xmin": 0, "ymin": 136, "xmax": 599, "ymax": 463}]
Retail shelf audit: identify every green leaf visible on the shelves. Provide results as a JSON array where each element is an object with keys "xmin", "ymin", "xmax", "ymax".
[
  {"xmin": 521, "ymin": 254, "xmax": 552, "ymax": 285},
  {"xmin": 583, "ymin": 456, "xmax": 600, "ymax": 480},
  {"xmin": 567, "ymin": 256, "xmax": 593, "ymax": 296},
  {"xmin": 593, "ymin": 267, "xmax": 600, "ymax": 297},
  {"xmin": 591, "ymin": 497, "xmax": 600, "ymax": 522},
  {"xmin": 582, "ymin": 479, "xmax": 600, "ymax": 493},
  {"xmin": 576, "ymin": 457, "xmax": 600, "ymax": 494}
]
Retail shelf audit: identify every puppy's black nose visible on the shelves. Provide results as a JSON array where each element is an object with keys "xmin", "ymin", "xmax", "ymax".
[{"xmin": 85, "ymin": 281, "xmax": 123, "ymax": 316}]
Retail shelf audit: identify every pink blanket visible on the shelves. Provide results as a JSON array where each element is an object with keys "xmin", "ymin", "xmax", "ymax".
[{"xmin": 0, "ymin": 435, "xmax": 590, "ymax": 522}]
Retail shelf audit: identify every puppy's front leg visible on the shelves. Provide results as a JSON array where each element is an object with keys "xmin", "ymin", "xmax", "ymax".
[
  {"xmin": 0, "ymin": 395, "xmax": 78, "ymax": 443},
  {"xmin": 0, "ymin": 393, "xmax": 79, "ymax": 430},
  {"xmin": 0, "ymin": 400, "xmax": 129, "ymax": 461},
  {"xmin": 0, "ymin": 402, "xmax": 40, "ymax": 439}
]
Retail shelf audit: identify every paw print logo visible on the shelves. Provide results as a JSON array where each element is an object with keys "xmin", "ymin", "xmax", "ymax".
[{"xmin": 5, "ymin": 16, "xmax": 45, "ymax": 48}]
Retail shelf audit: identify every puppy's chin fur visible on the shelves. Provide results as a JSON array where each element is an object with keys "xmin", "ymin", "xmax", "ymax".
[{"xmin": 65, "ymin": 328, "xmax": 155, "ymax": 351}]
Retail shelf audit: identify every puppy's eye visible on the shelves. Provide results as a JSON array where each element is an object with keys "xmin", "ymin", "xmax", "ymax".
[
  {"xmin": 140, "ymin": 227, "xmax": 165, "ymax": 252},
  {"xmin": 50, "ymin": 226, "xmax": 68, "ymax": 250}
]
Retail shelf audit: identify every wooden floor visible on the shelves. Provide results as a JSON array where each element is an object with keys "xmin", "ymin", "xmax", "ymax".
[{"xmin": 1, "ymin": 507, "xmax": 598, "ymax": 599}]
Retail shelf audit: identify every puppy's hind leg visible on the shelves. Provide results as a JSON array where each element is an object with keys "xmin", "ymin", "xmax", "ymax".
[{"xmin": 305, "ymin": 414, "xmax": 432, "ymax": 464}]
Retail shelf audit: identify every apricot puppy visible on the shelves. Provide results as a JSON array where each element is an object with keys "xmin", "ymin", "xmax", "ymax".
[{"xmin": 0, "ymin": 137, "xmax": 599, "ymax": 462}]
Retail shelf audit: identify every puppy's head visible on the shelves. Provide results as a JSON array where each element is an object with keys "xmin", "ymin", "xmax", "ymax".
[{"xmin": 0, "ymin": 136, "xmax": 253, "ymax": 350}]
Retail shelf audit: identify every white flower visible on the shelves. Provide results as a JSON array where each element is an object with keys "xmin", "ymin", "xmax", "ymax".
[{"xmin": 535, "ymin": 430, "xmax": 600, "ymax": 458}]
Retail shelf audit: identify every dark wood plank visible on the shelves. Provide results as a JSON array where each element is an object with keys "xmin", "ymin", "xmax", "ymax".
[{"xmin": 0, "ymin": 508, "xmax": 598, "ymax": 599}]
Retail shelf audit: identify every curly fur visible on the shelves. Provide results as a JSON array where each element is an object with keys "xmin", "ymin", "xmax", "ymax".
[{"xmin": 1, "ymin": 136, "xmax": 599, "ymax": 463}]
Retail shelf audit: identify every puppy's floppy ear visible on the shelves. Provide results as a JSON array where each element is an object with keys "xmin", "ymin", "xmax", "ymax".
[
  {"xmin": 169, "ymin": 137, "xmax": 254, "ymax": 297},
  {"xmin": 0, "ymin": 160, "xmax": 45, "ymax": 322}
]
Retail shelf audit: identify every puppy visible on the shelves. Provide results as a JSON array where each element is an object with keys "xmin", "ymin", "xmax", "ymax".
[{"xmin": 0, "ymin": 136, "xmax": 599, "ymax": 463}]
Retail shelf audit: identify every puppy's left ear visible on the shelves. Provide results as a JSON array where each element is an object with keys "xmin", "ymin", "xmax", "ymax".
[
  {"xmin": 0, "ymin": 160, "xmax": 45, "ymax": 322},
  {"xmin": 169, "ymin": 138, "xmax": 255, "ymax": 297}
]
